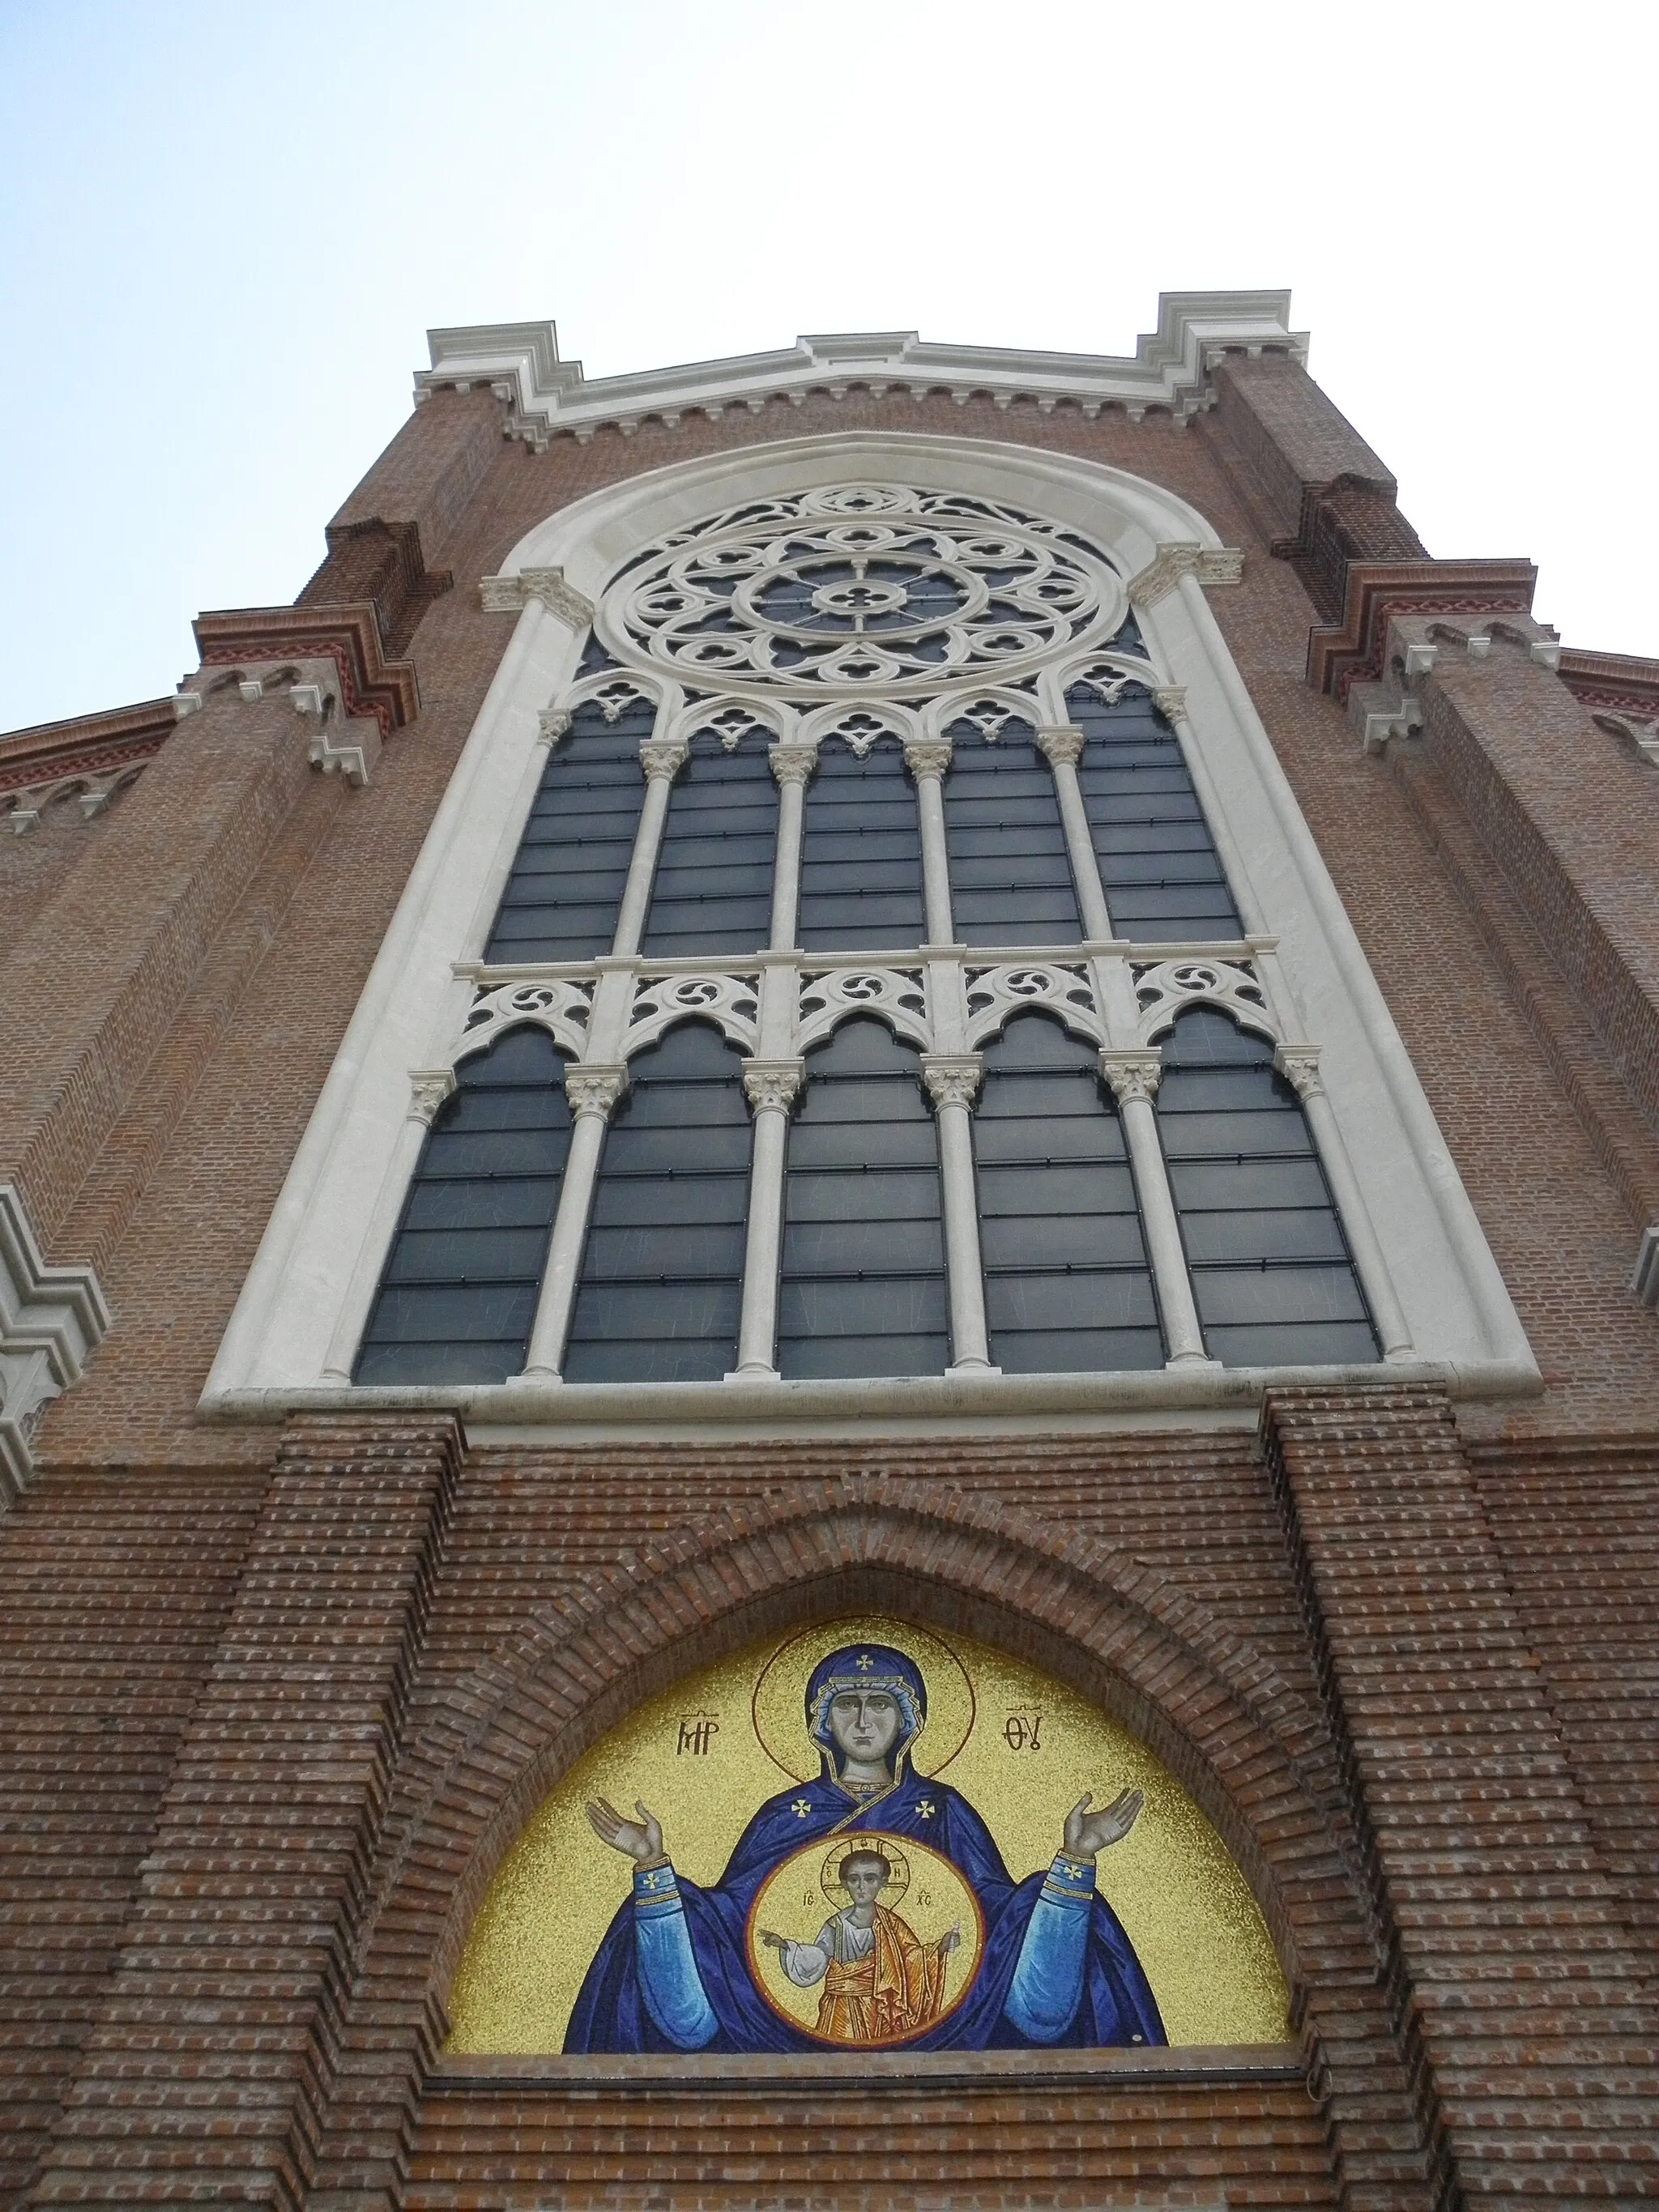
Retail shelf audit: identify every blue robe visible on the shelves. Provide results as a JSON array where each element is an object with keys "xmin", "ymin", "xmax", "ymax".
[{"xmin": 565, "ymin": 1762, "xmax": 1166, "ymax": 2053}]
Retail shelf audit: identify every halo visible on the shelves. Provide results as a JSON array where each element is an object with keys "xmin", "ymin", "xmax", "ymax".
[
  {"xmin": 750, "ymin": 1614, "xmax": 976, "ymax": 1783},
  {"xmin": 821, "ymin": 1833, "xmax": 910, "ymax": 1907}
]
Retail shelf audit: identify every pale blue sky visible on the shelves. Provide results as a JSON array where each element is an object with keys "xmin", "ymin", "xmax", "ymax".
[{"xmin": 2, "ymin": 0, "xmax": 1653, "ymax": 731}]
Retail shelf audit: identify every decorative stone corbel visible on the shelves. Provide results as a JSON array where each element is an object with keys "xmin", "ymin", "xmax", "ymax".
[
  {"xmin": 1126, "ymin": 544, "xmax": 1245, "ymax": 608},
  {"xmin": 479, "ymin": 568, "xmax": 596, "ymax": 628},
  {"xmin": 0, "ymin": 1183, "xmax": 111, "ymax": 1507},
  {"xmin": 407, "ymin": 1069, "xmax": 458, "ymax": 1126},
  {"xmin": 537, "ymin": 708, "xmax": 574, "ymax": 745},
  {"xmin": 293, "ymin": 681, "xmax": 381, "ymax": 788}
]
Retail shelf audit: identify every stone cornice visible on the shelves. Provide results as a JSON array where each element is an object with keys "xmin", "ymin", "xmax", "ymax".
[
  {"xmin": 419, "ymin": 293, "xmax": 1308, "ymax": 449},
  {"xmin": 1306, "ymin": 559, "xmax": 1538, "ymax": 701},
  {"xmin": 193, "ymin": 603, "xmax": 420, "ymax": 741},
  {"xmin": 0, "ymin": 697, "xmax": 181, "ymax": 800}
]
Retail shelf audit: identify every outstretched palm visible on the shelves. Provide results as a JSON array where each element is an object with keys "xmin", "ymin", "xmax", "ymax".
[
  {"xmin": 587, "ymin": 1796, "xmax": 665, "ymax": 1863},
  {"xmin": 1064, "ymin": 1786, "xmax": 1145, "ymax": 1857}
]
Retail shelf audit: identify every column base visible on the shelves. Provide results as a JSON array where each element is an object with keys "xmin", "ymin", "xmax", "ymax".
[
  {"xmin": 505, "ymin": 1366, "xmax": 562, "ymax": 1387},
  {"xmin": 1165, "ymin": 1352, "xmax": 1224, "ymax": 1370},
  {"xmin": 724, "ymin": 1364, "xmax": 781, "ymax": 1383},
  {"xmin": 948, "ymin": 1358, "xmax": 1002, "ymax": 1375}
]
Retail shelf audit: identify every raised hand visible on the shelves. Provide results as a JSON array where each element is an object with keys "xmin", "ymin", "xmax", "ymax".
[
  {"xmin": 586, "ymin": 1796, "xmax": 665, "ymax": 1864},
  {"xmin": 757, "ymin": 1929, "xmax": 789, "ymax": 1952},
  {"xmin": 1063, "ymin": 1786, "xmax": 1145, "ymax": 1857},
  {"xmin": 940, "ymin": 1920, "xmax": 962, "ymax": 1955}
]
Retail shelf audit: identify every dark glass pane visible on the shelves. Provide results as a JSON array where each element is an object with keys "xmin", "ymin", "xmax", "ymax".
[
  {"xmin": 974, "ymin": 1014, "xmax": 1163, "ymax": 1374},
  {"xmin": 1158, "ymin": 1007, "xmax": 1379, "ymax": 1368},
  {"xmin": 942, "ymin": 722, "xmax": 1081, "ymax": 948},
  {"xmin": 564, "ymin": 1021, "xmax": 751, "ymax": 1383},
  {"xmin": 778, "ymin": 1016, "xmax": 947, "ymax": 1378},
  {"xmin": 483, "ymin": 697, "xmax": 654, "ymax": 962},
  {"xmin": 1068, "ymin": 683, "xmax": 1243, "ymax": 943},
  {"xmin": 355, "ymin": 1026, "xmax": 571, "ymax": 1384},
  {"xmin": 641, "ymin": 732, "xmax": 779, "ymax": 957},
  {"xmin": 797, "ymin": 740, "xmax": 925, "ymax": 951}
]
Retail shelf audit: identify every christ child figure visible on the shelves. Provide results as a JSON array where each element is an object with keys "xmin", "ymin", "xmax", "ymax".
[{"xmin": 760, "ymin": 1846, "xmax": 961, "ymax": 2044}]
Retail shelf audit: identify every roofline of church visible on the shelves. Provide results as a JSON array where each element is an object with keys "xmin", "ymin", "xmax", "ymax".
[{"xmin": 417, "ymin": 292, "xmax": 1310, "ymax": 449}]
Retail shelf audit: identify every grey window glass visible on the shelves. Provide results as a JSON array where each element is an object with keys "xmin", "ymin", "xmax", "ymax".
[
  {"xmin": 642, "ymin": 730, "xmax": 779, "ymax": 957},
  {"xmin": 1068, "ymin": 682, "xmax": 1243, "ymax": 942},
  {"xmin": 942, "ymin": 721, "xmax": 1081, "ymax": 948},
  {"xmin": 796, "ymin": 739, "xmax": 925, "ymax": 951},
  {"xmin": 355, "ymin": 1026, "xmax": 571, "ymax": 1385},
  {"xmin": 1158, "ymin": 1007, "xmax": 1378, "ymax": 1366},
  {"xmin": 777, "ymin": 1016, "xmax": 948, "ymax": 1379},
  {"xmin": 484, "ymin": 693, "xmax": 652, "ymax": 962},
  {"xmin": 563, "ymin": 1021, "xmax": 751, "ymax": 1384},
  {"xmin": 975, "ymin": 1013, "xmax": 1163, "ymax": 1373}
]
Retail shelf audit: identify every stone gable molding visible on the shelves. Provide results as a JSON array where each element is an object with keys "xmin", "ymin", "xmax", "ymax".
[
  {"xmin": 0, "ymin": 1183, "xmax": 111, "ymax": 1507},
  {"xmin": 479, "ymin": 567, "xmax": 596, "ymax": 626},
  {"xmin": 419, "ymin": 293, "xmax": 1309, "ymax": 450}
]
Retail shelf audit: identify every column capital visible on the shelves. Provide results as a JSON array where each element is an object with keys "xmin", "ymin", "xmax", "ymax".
[
  {"xmin": 1035, "ymin": 725, "xmax": 1086, "ymax": 767},
  {"xmin": 1152, "ymin": 685, "xmax": 1188, "ymax": 722},
  {"xmin": 1099, "ymin": 1048, "xmax": 1163, "ymax": 1105},
  {"xmin": 741, "ymin": 1058, "xmax": 806, "ymax": 1113},
  {"xmin": 920, "ymin": 1054, "xmax": 983, "ymax": 1109},
  {"xmin": 639, "ymin": 738, "xmax": 691, "ymax": 782},
  {"xmin": 902, "ymin": 738, "xmax": 953, "ymax": 782},
  {"xmin": 1273, "ymin": 1043, "xmax": 1324, "ymax": 1101},
  {"xmin": 407, "ymin": 1068, "xmax": 458, "ymax": 1125},
  {"xmin": 564, "ymin": 1063, "xmax": 629, "ymax": 1119},
  {"xmin": 768, "ymin": 744, "xmax": 817, "ymax": 787},
  {"xmin": 537, "ymin": 706, "xmax": 573, "ymax": 745}
]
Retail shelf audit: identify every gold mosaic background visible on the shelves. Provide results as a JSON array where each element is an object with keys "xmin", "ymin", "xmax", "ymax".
[{"xmin": 448, "ymin": 1613, "xmax": 1290, "ymax": 2051}]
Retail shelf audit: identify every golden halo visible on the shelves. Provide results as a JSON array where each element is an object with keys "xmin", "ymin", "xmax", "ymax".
[
  {"xmin": 821, "ymin": 1834, "xmax": 911, "ymax": 1906},
  {"xmin": 750, "ymin": 1614, "xmax": 976, "ymax": 1783}
]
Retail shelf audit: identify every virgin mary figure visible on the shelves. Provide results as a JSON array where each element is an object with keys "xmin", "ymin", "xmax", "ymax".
[{"xmin": 565, "ymin": 1640, "xmax": 1166, "ymax": 2052}]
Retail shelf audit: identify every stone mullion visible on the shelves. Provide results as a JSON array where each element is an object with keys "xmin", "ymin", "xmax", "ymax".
[
  {"xmin": 903, "ymin": 738, "xmax": 956, "ymax": 945},
  {"xmin": 514, "ymin": 1064, "xmax": 628, "ymax": 1384},
  {"xmin": 30, "ymin": 1415, "xmax": 463, "ymax": 2212},
  {"xmin": 1262, "ymin": 1383, "xmax": 1659, "ymax": 2210},
  {"xmin": 1098, "ymin": 1050, "xmax": 1213, "ymax": 1369},
  {"xmin": 610, "ymin": 737, "xmax": 689, "ymax": 959},
  {"xmin": 919, "ymin": 1054, "xmax": 995, "ymax": 1373},
  {"xmin": 731, "ymin": 1058, "xmax": 804, "ymax": 1379}
]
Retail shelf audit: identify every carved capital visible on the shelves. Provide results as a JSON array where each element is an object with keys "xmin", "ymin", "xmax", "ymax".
[
  {"xmin": 537, "ymin": 707, "xmax": 573, "ymax": 744},
  {"xmin": 564, "ymin": 1063, "xmax": 629, "ymax": 1119},
  {"xmin": 1035, "ymin": 726, "xmax": 1085, "ymax": 769},
  {"xmin": 768, "ymin": 744, "xmax": 817, "ymax": 787},
  {"xmin": 1126, "ymin": 544, "xmax": 1244, "ymax": 608},
  {"xmin": 902, "ymin": 739, "xmax": 953, "ymax": 782},
  {"xmin": 920, "ymin": 1055, "xmax": 983, "ymax": 1110},
  {"xmin": 480, "ymin": 567, "xmax": 596, "ymax": 627},
  {"xmin": 1273, "ymin": 1044, "xmax": 1324, "ymax": 1101},
  {"xmin": 1099, "ymin": 1049, "xmax": 1163, "ymax": 1106},
  {"xmin": 407, "ymin": 1068, "xmax": 458, "ymax": 1126},
  {"xmin": 1152, "ymin": 685, "xmax": 1188, "ymax": 722},
  {"xmin": 741, "ymin": 1059, "xmax": 806, "ymax": 1114},
  {"xmin": 639, "ymin": 739, "xmax": 691, "ymax": 783}
]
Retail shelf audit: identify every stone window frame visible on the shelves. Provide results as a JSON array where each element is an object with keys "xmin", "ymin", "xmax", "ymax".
[{"xmin": 201, "ymin": 431, "xmax": 1537, "ymax": 1436}]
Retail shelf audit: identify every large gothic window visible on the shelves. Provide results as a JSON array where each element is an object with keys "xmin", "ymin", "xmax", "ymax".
[{"xmin": 353, "ymin": 481, "xmax": 1388, "ymax": 1389}]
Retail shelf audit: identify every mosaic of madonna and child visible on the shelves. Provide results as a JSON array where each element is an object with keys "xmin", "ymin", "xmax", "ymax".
[{"xmin": 449, "ymin": 1617, "xmax": 1290, "ymax": 2055}]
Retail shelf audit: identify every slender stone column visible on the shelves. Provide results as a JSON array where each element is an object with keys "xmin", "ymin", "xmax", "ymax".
[
  {"xmin": 1098, "ymin": 1049, "xmax": 1213, "ymax": 1367},
  {"xmin": 730, "ymin": 1059, "xmax": 804, "ymax": 1379},
  {"xmin": 919, "ymin": 1054, "xmax": 996, "ymax": 1372},
  {"xmin": 1036, "ymin": 725, "xmax": 1114, "ymax": 943},
  {"xmin": 612, "ymin": 738, "xmax": 689, "ymax": 957},
  {"xmin": 903, "ymin": 738, "xmax": 956, "ymax": 946},
  {"xmin": 766, "ymin": 746, "xmax": 816, "ymax": 951},
  {"xmin": 1274, "ymin": 1045, "xmax": 1414, "ymax": 1358},
  {"xmin": 514, "ymin": 1063, "xmax": 629, "ymax": 1383},
  {"xmin": 321, "ymin": 1069, "xmax": 457, "ymax": 1382}
]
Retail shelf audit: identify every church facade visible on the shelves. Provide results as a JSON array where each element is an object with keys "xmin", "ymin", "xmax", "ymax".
[{"xmin": 1, "ymin": 293, "xmax": 1656, "ymax": 2207}]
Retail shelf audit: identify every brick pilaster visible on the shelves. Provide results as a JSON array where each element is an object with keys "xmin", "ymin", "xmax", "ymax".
[
  {"xmin": 28, "ymin": 1417, "xmax": 463, "ymax": 2210},
  {"xmin": 1263, "ymin": 1383, "xmax": 1659, "ymax": 2207}
]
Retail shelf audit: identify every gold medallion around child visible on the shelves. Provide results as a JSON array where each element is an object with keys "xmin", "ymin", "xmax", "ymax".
[{"xmin": 745, "ymin": 1830, "xmax": 984, "ymax": 2047}]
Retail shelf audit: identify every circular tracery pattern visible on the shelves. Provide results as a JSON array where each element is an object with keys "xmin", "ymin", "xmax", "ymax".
[{"xmin": 599, "ymin": 484, "xmax": 1126, "ymax": 701}]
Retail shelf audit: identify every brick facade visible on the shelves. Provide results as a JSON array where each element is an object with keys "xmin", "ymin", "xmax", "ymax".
[{"xmin": 1, "ymin": 329, "xmax": 1655, "ymax": 2207}]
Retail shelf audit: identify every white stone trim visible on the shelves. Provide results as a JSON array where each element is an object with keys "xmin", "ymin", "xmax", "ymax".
[
  {"xmin": 0, "ymin": 1184, "xmax": 111, "ymax": 1505},
  {"xmin": 419, "ymin": 296, "xmax": 1308, "ymax": 449},
  {"xmin": 202, "ymin": 429, "xmax": 1538, "ymax": 1427}
]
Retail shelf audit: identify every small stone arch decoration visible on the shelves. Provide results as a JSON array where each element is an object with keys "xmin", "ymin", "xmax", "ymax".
[
  {"xmin": 622, "ymin": 972, "xmax": 762, "ymax": 1059},
  {"xmin": 795, "ymin": 966, "xmax": 932, "ymax": 1055},
  {"xmin": 1133, "ymin": 957, "xmax": 1276, "ymax": 1047},
  {"xmin": 963, "ymin": 963, "xmax": 1103, "ymax": 1051},
  {"xmin": 458, "ymin": 978, "xmax": 595, "ymax": 1063}
]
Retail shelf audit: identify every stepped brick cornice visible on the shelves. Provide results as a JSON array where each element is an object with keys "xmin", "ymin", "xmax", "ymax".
[
  {"xmin": 193, "ymin": 601, "xmax": 420, "ymax": 740},
  {"xmin": 0, "ymin": 695, "xmax": 181, "ymax": 799},
  {"xmin": 1306, "ymin": 556, "xmax": 1538, "ymax": 700}
]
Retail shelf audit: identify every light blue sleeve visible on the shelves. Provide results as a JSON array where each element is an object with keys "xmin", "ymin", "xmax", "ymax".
[
  {"xmin": 631, "ymin": 1865, "xmax": 719, "ymax": 2049},
  {"xmin": 1005, "ymin": 1854, "xmax": 1094, "ymax": 2044}
]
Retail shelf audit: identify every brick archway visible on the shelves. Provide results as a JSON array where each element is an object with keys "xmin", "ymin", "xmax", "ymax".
[{"xmin": 309, "ymin": 1473, "xmax": 1426, "ymax": 2207}]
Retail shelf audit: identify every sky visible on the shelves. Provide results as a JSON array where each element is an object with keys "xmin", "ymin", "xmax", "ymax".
[{"xmin": 2, "ymin": 0, "xmax": 1653, "ymax": 732}]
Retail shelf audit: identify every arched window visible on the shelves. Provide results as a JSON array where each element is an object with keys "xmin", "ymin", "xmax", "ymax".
[
  {"xmin": 214, "ymin": 436, "xmax": 1535, "ymax": 1424},
  {"xmin": 355, "ymin": 1027, "xmax": 572, "ymax": 1384}
]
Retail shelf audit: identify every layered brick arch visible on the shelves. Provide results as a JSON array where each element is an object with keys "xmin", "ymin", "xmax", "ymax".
[{"xmin": 313, "ymin": 1468, "xmax": 1428, "ymax": 2210}]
